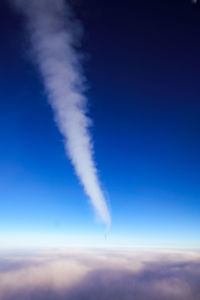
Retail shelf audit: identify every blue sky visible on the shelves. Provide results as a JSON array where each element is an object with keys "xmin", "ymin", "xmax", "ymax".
[{"xmin": 0, "ymin": 0, "xmax": 200, "ymax": 248}]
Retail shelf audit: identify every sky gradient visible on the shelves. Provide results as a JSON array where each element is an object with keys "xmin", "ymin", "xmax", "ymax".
[{"xmin": 0, "ymin": 0, "xmax": 200, "ymax": 248}]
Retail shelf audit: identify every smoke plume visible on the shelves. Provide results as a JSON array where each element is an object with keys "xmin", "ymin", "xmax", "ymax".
[{"xmin": 11, "ymin": 0, "xmax": 111, "ymax": 227}]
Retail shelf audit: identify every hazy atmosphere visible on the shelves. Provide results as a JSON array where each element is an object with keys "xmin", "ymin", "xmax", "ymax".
[{"xmin": 1, "ymin": 249, "xmax": 200, "ymax": 300}]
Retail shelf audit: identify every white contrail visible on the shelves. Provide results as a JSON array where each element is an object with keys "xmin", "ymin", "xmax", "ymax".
[{"xmin": 11, "ymin": 0, "xmax": 111, "ymax": 228}]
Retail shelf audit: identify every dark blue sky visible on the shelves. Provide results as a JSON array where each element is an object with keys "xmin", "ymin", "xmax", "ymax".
[{"xmin": 0, "ymin": 0, "xmax": 200, "ymax": 247}]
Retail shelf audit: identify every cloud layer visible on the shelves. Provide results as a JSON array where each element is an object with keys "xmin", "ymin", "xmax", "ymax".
[
  {"xmin": 0, "ymin": 249, "xmax": 200, "ymax": 299},
  {"xmin": 10, "ymin": 0, "xmax": 110, "ymax": 227}
]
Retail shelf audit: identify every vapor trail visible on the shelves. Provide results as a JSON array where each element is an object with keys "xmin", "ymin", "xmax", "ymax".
[{"xmin": 11, "ymin": 0, "xmax": 111, "ymax": 228}]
